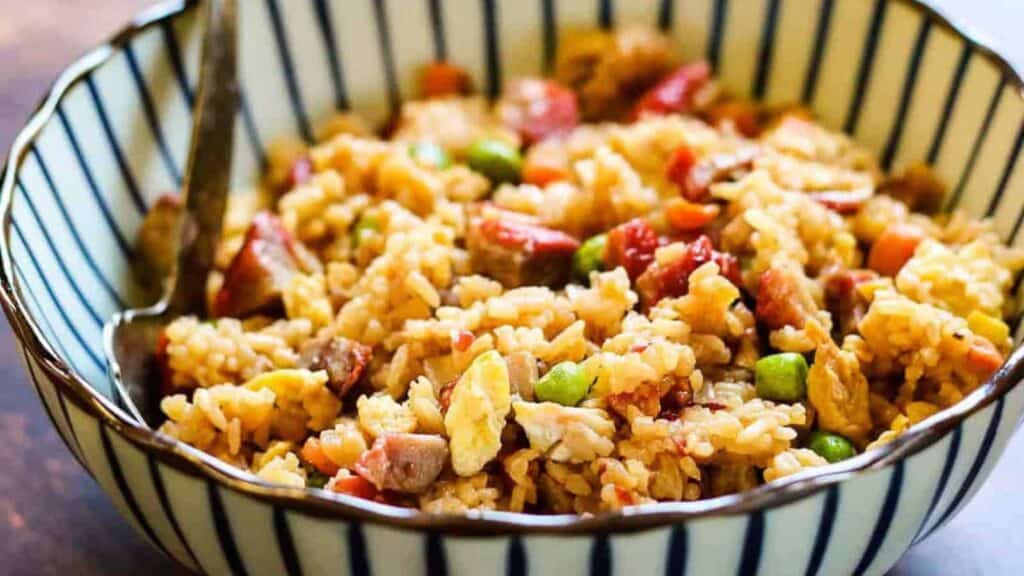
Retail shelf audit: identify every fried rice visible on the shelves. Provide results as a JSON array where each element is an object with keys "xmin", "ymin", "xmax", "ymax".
[{"xmin": 137, "ymin": 26, "xmax": 1024, "ymax": 515}]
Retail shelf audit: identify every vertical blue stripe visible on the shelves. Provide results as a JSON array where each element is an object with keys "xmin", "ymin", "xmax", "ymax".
[
  {"xmin": 22, "ymin": 359, "xmax": 66, "ymax": 448},
  {"xmin": 312, "ymin": 0, "xmax": 350, "ymax": 110},
  {"xmin": 239, "ymin": 93, "xmax": 269, "ymax": 170},
  {"xmin": 881, "ymin": 19, "xmax": 931, "ymax": 170},
  {"xmin": 928, "ymin": 399, "xmax": 1005, "ymax": 537},
  {"xmin": 852, "ymin": 461, "xmax": 905, "ymax": 576},
  {"xmin": 55, "ymin": 389, "xmax": 87, "ymax": 468},
  {"xmin": 265, "ymin": 0, "xmax": 315, "ymax": 143},
  {"xmin": 802, "ymin": 0, "xmax": 834, "ymax": 104},
  {"xmin": 946, "ymin": 78, "xmax": 1006, "ymax": 211},
  {"xmin": 911, "ymin": 426, "xmax": 962, "ymax": 544},
  {"xmin": 804, "ymin": 487, "xmax": 839, "ymax": 576},
  {"xmin": 10, "ymin": 215, "xmax": 103, "ymax": 327},
  {"xmin": 14, "ymin": 263, "xmax": 85, "ymax": 378},
  {"xmin": 149, "ymin": 457, "xmax": 203, "ymax": 571},
  {"xmin": 124, "ymin": 43, "xmax": 182, "ymax": 184},
  {"xmin": 208, "ymin": 483, "xmax": 250, "ymax": 576},
  {"xmin": 428, "ymin": 0, "xmax": 448, "ymax": 61},
  {"xmin": 707, "ymin": 0, "xmax": 728, "ymax": 70},
  {"xmin": 10, "ymin": 224, "xmax": 104, "ymax": 369},
  {"xmin": 84, "ymin": 76, "xmax": 147, "ymax": 214},
  {"xmin": 15, "ymin": 267, "xmax": 74, "ymax": 363},
  {"xmin": 598, "ymin": 0, "xmax": 613, "ymax": 29},
  {"xmin": 737, "ymin": 511, "xmax": 764, "ymax": 575},
  {"xmin": 160, "ymin": 13, "xmax": 266, "ymax": 167},
  {"xmin": 100, "ymin": 425, "xmax": 174, "ymax": 559},
  {"xmin": 372, "ymin": 0, "xmax": 401, "ymax": 112},
  {"xmin": 348, "ymin": 522, "xmax": 371, "ymax": 575},
  {"xmin": 273, "ymin": 509, "xmax": 304, "ymax": 576},
  {"xmin": 161, "ymin": 20, "xmax": 194, "ymax": 106},
  {"xmin": 17, "ymin": 344, "xmax": 85, "ymax": 468},
  {"xmin": 541, "ymin": 0, "xmax": 557, "ymax": 72},
  {"xmin": 426, "ymin": 532, "xmax": 448, "ymax": 576},
  {"xmin": 753, "ymin": 0, "xmax": 781, "ymax": 99},
  {"xmin": 926, "ymin": 46, "xmax": 971, "ymax": 165},
  {"xmin": 13, "ymin": 182, "xmax": 107, "ymax": 325},
  {"xmin": 507, "ymin": 536, "xmax": 526, "ymax": 576},
  {"xmin": 658, "ymin": 0, "xmax": 674, "ymax": 31},
  {"xmin": 55, "ymin": 108, "xmax": 133, "ymax": 258},
  {"xmin": 844, "ymin": 0, "xmax": 887, "ymax": 134},
  {"xmin": 23, "ymin": 152, "xmax": 125, "ymax": 307},
  {"xmin": 665, "ymin": 525, "xmax": 687, "ymax": 576},
  {"xmin": 589, "ymin": 535, "xmax": 611, "ymax": 576},
  {"xmin": 483, "ymin": 0, "xmax": 501, "ymax": 98}
]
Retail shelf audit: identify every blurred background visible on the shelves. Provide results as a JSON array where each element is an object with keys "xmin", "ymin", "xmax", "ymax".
[{"xmin": 0, "ymin": 0, "xmax": 1021, "ymax": 574}]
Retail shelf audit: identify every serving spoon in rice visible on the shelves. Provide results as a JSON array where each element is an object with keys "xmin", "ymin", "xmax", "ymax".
[{"xmin": 103, "ymin": 0, "xmax": 238, "ymax": 427}]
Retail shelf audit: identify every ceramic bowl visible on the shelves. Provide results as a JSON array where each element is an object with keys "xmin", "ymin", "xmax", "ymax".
[{"xmin": 2, "ymin": 0, "xmax": 1023, "ymax": 574}]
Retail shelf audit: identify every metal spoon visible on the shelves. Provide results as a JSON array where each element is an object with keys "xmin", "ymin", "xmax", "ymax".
[{"xmin": 103, "ymin": 0, "xmax": 238, "ymax": 427}]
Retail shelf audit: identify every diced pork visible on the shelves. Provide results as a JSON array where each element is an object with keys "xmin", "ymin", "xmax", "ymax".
[
  {"xmin": 755, "ymin": 263, "xmax": 819, "ymax": 331},
  {"xmin": 808, "ymin": 188, "xmax": 873, "ymax": 215},
  {"xmin": 636, "ymin": 235, "xmax": 741, "ymax": 306},
  {"xmin": 824, "ymin": 268, "xmax": 877, "ymax": 338},
  {"xmin": 467, "ymin": 211, "xmax": 580, "ymax": 288},
  {"xmin": 298, "ymin": 335, "xmax": 373, "ymax": 396},
  {"xmin": 354, "ymin": 433, "xmax": 449, "ymax": 494},
  {"xmin": 555, "ymin": 27, "xmax": 678, "ymax": 121},
  {"xmin": 680, "ymin": 146, "xmax": 757, "ymax": 203},
  {"xmin": 880, "ymin": 163, "xmax": 945, "ymax": 214},
  {"xmin": 632, "ymin": 61, "xmax": 712, "ymax": 119},
  {"xmin": 213, "ymin": 212, "xmax": 300, "ymax": 318},
  {"xmin": 134, "ymin": 193, "xmax": 182, "ymax": 295},
  {"xmin": 605, "ymin": 218, "xmax": 659, "ymax": 281},
  {"xmin": 506, "ymin": 350, "xmax": 538, "ymax": 401},
  {"xmin": 498, "ymin": 78, "xmax": 579, "ymax": 145}
]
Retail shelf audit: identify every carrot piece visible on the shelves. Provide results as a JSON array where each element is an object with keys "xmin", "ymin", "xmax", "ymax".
[
  {"xmin": 451, "ymin": 329, "xmax": 475, "ymax": 352},
  {"xmin": 705, "ymin": 100, "xmax": 761, "ymax": 138},
  {"xmin": 967, "ymin": 339, "xmax": 1004, "ymax": 379},
  {"xmin": 300, "ymin": 437, "xmax": 340, "ymax": 476},
  {"xmin": 665, "ymin": 145, "xmax": 697, "ymax": 190},
  {"xmin": 867, "ymin": 224, "xmax": 927, "ymax": 277},
  {"xmin": 331, "ymin": 475, "xmax": 379, "ymax": 500},
  {"xmin": 420, "ymin": 62, "xmax": 471, "ymax": 98},
  {"xmin": 522, "ymin": 158, "xmax": 571, "ymax": 187},
  {"xmin": 665, "ymin": 198, "xmax": 720, "ymax": 231}
]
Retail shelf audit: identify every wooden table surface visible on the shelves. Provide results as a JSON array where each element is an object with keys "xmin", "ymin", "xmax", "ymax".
[{"xmin": 0, "ymin": 1, "xmax": 1021, "ymax": 574}]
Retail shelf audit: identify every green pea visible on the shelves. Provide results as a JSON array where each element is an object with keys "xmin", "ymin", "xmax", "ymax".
[
  {"xmin": 306, "ymin": 470, "xmax": 330, "ymax": 489},
  {"xmin": 409, "ymin": 141, "xmax": 451, "ymax": 169},
  {"xmin": 466, "ymin": 139, "xmax": 522, "ymax": 184},
  {"xmin": 573, "ymin": 234, "xmax": 607, "ymax": 282},
  {"xmin": 535, "ymin": 361, "xmax": 591, "ymax": 406},
  {"xmin": 807, "ymin": 430, "xmax": 857, "ymax": 463},
  {"xmin": 754, "ymin": 352, "xmax": 808, "ymax": 402},
  {"xmin": 351, "ymin": 213, "xmax": 381, "ymax": 248}
]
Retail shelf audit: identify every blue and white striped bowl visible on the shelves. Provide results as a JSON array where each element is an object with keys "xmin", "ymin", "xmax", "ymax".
[{"xmin": 2, "ymin": 0, "xmax": 1023, "ymax": 574}]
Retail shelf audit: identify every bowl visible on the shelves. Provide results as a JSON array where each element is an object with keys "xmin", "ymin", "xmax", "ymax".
[{"xmin": 2, "ymin": 0, "xmax": 1023, "ymax": 574}]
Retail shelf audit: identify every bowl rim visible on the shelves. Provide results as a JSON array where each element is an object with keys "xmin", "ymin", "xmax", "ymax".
[{"xmin": 1, "ymin": 0, "xmax": 1024, "ymax": 536}]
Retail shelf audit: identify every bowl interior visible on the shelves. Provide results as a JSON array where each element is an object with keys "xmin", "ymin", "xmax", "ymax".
[{"xmin": 4, "ymin": 0, "xmax": 1024, "ymax": 417}]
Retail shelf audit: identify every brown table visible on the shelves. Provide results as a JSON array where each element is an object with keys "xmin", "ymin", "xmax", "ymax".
[
  {"xmin": 0, "ymin": 1, "xmax": 1021, "ymax": 575},
  {"xmin": 0, "ymin": 2, "xmax": 182, "ymax": 573}
]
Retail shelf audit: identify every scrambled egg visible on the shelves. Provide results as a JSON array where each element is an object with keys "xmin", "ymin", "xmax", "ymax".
[{"xmin": 444, "ymin": 350, "xmax": 512, "ymax": 476}]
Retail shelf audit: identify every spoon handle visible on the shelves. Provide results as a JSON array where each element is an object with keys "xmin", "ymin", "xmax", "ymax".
[{"xmin": 168, "ymin": 0, "xmax": 238, "ymax": 316}]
